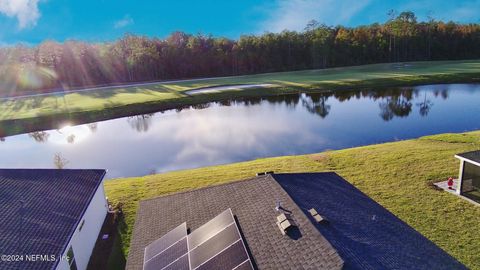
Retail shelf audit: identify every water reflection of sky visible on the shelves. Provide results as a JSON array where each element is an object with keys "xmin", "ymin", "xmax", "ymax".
[{"xmin": 1, "ymin": 84, "xmax": 480, "ymax": 178}]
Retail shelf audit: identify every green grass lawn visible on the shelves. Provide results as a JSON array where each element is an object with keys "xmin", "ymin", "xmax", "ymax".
[
  {"xmin": 2, "ymin": 59, "xmax": 480, "ymax": 122},
  {"xmin": 105, "ymin": 130, "xmax": 480, "ymax": 269}
]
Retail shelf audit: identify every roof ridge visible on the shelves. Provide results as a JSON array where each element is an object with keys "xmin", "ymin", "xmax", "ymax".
[
  {"xmin": 139, "ymin": 175, "xmax": 272, "ymax": 204},
  {"xmin": 139, "ymin": 172, "xmax": 336, "ymax": 204}
]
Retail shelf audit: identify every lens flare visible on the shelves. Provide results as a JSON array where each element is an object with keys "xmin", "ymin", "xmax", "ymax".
[
  {"xmin": 16, "ymin": 65, "xmax": 58, "ymax": 89},
  {"xmin": 50, "ymin": 124, "xmax": 92, "ymax": 144}
]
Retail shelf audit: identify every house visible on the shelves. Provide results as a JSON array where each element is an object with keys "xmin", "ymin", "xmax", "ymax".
[
  {"xmin": 455, "ymin": 150, "xmax": 480, "ymax": 202},
  {"xmin": 0, "ymin": 169, "xmax": 108, "ymax": 270},
  {"xmin": 127, "ymin": 172, "xmax": 466, "ymax": 270}
]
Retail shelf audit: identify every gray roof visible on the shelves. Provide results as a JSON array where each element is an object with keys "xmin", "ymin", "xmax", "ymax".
[
  {"xmin": 0, "ymin": 169, "xmax": 106, "ymax": 270},
  {"xmin": 127, "ymin": 174, "xmax": 344, "ymax": 270},
  {"xmin": 128, "ymin": 172, "xmax": 465, "ymax": 270},
  {"xmin": 456, "ymin": 150, "xmax": 480, "ymax": 164},
  {"xmin": 275, "ymin": 173, "xmax": 466, "ymax": 270}
]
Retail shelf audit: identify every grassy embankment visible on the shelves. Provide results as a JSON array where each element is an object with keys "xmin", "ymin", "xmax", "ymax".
[
  {"xmin": 105, "ymin": 131, "xmax": 480, "ymax": 269},
  {"xmin": 2, "ymin": 60, "xmax": 480, "ymax": 124}
]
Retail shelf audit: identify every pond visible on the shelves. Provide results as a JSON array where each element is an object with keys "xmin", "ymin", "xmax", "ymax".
[{"xmin": 1, "ymin": 84, "xmax": 480, "ymax": 179}]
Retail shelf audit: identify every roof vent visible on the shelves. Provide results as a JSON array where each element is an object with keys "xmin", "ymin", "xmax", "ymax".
[
  {"xmin": 256, "ymin": 171, "xmax": 274, "ymax": 176},
  {"xmin": 276, "ymin": 213, "xmax": 297, "ymax": 235},
  {"xmin": 308, "ymin": 208, "xmax": 326, "ymax": 223}
]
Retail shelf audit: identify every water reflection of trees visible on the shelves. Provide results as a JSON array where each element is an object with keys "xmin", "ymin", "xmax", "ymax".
[
  {"xmin": 88, "ymin": 123, "xmax": 98, "ymax": 133},
  {"xmin": 218, "ymin": 100, "xmax": 232, "ymax": 107},
  {"xmin": 433, "ymin": 89, "xmax": 449, "ymax": 99},
  {"xmin": 28, "ymin": 131, "xmax": 50, "ymax": 143},
  {"xmin": 123, "ymin": 87, "xmax": 447, "ymax": 124},
  {"xmin": 265, "ymin": 95, "xmax": 300, "ymax": 108},
  {"xmin": 127, "ymin": 113, "xmax": 154, "ymax": 132},
  {"xmin": 306, "ymin": 88, "xmax": 442, "ymax": 121},
  {"xmin": 301, "ymin": 93, "xmax": 331, "ymax": 118},
  {"xmin": 53, "ymin": 153, "xmax": 69, "ymax": 169},
  {"xmin": 416, "ymin": 93, "xmax": 434, "ymax": 117},
  {"xmin": 174, "ymin": 103, "xmax": 211, "ymax": 113},
  {"xmin": 66, "ymin": 134, "xmax": 76, "ymax": 144},
  {"xmin": 212, "ymin": 88, "xmax": 439, "ymax": 121},
  {"xmin": 379, "ymin": 97, "xmax": 413, "ymax": 121},
  {"xmin": 192, "ymin": 103, "xmax": 211, "ymax": 110}
]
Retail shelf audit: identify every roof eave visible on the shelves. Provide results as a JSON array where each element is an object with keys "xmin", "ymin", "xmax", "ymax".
[
  {"xmin": 54, "ymin": 169, "xmax": 107, "ymax": 269},
  {"xmin": 454, "ymin": 155, "xmax": 480, "ymax": 167}
]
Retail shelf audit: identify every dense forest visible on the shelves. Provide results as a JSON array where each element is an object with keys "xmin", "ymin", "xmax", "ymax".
[{"xmin": 1, "ymin": 11, "xmax": 480, "ymax": 94}]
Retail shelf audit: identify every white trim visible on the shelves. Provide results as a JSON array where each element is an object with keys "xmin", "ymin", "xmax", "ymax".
[
  {"xmin": 187, "ymin": 209, "xmax": 234, "ymax": 249},
  {"xmin": 191, "ymin": 239, "xmax": 242, "ymax": 270},
  {"xmin": 457, "ymin": 160, "xmax": 464, "ymax": 195},
  {"xmin": 454, "ymin": 155, "xmax": 480, "ymax": 168},
  {"xmin": 143, "ymin": 222, "xmax": 187, "ymax": 269},
  {"xmin": 460, "ymin": 194, "xmax": 480, "ymax": 206},
  {"xmin": 145, "ymin": 236, "xmax": 187, "ymax": 263},
  {"xmin": 56, "ymin": 180, "xmax": 108, "ymax": 270},
  {"xmin": 232, "ymin": 259, "xmax": 251, "ymax": 270},
  {"xmin": 189, "ymin": 221, "xmax": 235, "ymax": 251},
  {"xmin": 143, "ymin": 244, "xmax": 147, "ymax": 269},
  {"xmin": 146, "ymin": 222, "xmax": 186, "ymax": 252},
  {"xmin": 186, "ymin": 229, "xmax": 191, "ymax": 270},
  {"xmin": 228, "ymin": 209, "xmax": 255, "ymax": 270},
  {"xmin": 188, "ymin": 221, "xmax": 238, "ymax": 269},
  {"xmin": 159, "ymin": 253, "xmax": 188, "ymax": 270}
]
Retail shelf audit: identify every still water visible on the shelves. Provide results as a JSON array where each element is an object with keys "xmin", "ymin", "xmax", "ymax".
[{"xmin": 1, "ymin": 84, "xmax": 479, "ymax": 178}]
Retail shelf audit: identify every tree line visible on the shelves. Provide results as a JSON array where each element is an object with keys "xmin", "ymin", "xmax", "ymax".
[{"xmin": 1, "ymin": 11, "xmax": 480, "ymax": 94}]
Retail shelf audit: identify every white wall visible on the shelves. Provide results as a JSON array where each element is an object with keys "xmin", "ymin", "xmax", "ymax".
[{"xmin": 57, "ymin": 184, "xmax": 108, "ymax": 270}]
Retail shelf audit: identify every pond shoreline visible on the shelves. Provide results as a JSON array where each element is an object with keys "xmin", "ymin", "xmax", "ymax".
[{"xmin": 2, "ymin": 71, "xmax": 480, "ymax": 138}]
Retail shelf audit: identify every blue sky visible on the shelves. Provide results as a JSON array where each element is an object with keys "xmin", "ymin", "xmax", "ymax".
[{"xmin": 1, "ymin": 0, "xmax": 480, "ymax": 45}]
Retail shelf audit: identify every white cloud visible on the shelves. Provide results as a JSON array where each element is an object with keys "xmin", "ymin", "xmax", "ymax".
[
  {"xmin": 387, "ymin": 0, "xmax": 480, "ymax": 23},
  {"xmin": 114, "ymin": 14, "xmax": 134, "ymax": 29},
  {"xmin": 0, "ymin": 0, "xmax": 41, "ymax": 29},
  {"xmin": 258, "ymin": 0, "xmax": 372, "ymax": 33}
]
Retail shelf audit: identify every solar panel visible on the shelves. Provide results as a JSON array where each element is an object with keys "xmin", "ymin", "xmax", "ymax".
[
  {"xmin": 143, "ymin": 209, "xmax": 253, "ymax": 270},
  {"xmin": 195, "ymin": 241, "xmax": 252, "ymax": 270},
  {"xmin": 162, "ymin": 254, "xmax": 190, "ymax": 270},
  {"xmin": 144, "ymin": 238, "xmax": 188, "ymax": 270},
  {"xmin": 144, "ymin": 222, "xmax": 187, "ymax": 261},
  {"xmin": 187, "ymin": 209, "xmax": 234, "ymax": 250},
  {"xmin": 189, "ymin": 223, "xmax": 240, "ymax": 269}
]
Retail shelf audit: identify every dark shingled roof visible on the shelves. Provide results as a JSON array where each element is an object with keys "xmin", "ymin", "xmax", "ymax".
[
  {"xmin": 456, "ymin": 150, "xmax": 480, "ymax": 164},
  {"xmin": 274, "ymin": 173, "xmax": 466, "ymax": 270},
  {"xmin": 127, "ymin": 173, "xmax": 466, "ymax": 270},
  {"xmin": 127, "ymin": 174, "xmax": 344, "ymax": 270},
  {"xmin": 0, "ymin": 169, "xmax": 106, "ymax": 270}
]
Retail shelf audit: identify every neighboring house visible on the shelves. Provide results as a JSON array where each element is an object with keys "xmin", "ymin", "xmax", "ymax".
[
  {"xmin": 0, "ymin": 169, "xmax": 108, "ymax": 270},
  {"xmin": 455, "ymin": 150, "xmax": 480, "ymax": 202},
  {"xmin": 127, "ymin": 172, "xmax": 466, "ymax": 270}
]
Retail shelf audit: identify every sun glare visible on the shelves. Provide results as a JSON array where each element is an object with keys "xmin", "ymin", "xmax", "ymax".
[
  {"xmin": 50, "ymin": 124, "xmax": 92, "ymax": 144},
  {"xmin": 14, "ymin": 64, "xmax": 58, "ymax": 89}
]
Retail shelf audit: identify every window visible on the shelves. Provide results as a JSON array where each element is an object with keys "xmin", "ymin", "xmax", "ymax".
[
  {"xmin": 67, "ymin": 246, "xmax": 78, "ymax": 270},
  {"xmin": 461, "ymin": 161, "xmax": 480, "ymax": 202},
  {"xmin": 78, "ymin": 220, "xmax": 85, "ymax": 232}
]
